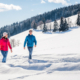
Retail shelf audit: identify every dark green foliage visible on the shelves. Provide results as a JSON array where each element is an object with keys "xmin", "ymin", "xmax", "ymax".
[
  {"xmin": 33, "ymin": 23, "xmax": 37, "ymax": 29},
  {"xmin": 59, "ymin": 18, "xmax": 69, "ymax": 31},
  {"xmin": 59, "ymin": 17, "xmax": 65, "ymax": 31},
  {"xmin": 77, "ymin": 13, "xmax": 80, "ymax": 26},
  {"xmin": 43, "ymin": 25, "xmax": 47, "ymax": 32},
  {"xmin": 64, "ymin": 19, "xmax": 69, "ymax": 30},
  {"xmin": 42, "ymin": 18, "xmax": 47, "ymax": 32}
]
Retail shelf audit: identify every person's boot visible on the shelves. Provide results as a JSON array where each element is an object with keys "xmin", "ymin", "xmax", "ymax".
[
  {"xmin": 2, "ymin": 58, "xmax": 6, "ymax": 63},
  {"xmin": 2, "ymin": 61, "xmax": 6, "ymax": 63}
]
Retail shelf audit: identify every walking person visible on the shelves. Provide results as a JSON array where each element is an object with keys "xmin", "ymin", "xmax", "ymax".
[
  {"xmin": 0, "ymin": 32, "xmax": 12, "ymax": 63},
  {"xmin": 24, "ymin": 30, "xmax": 37, "ymax": 59}
]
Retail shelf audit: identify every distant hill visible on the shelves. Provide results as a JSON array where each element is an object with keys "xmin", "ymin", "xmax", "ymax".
[{"xmin": 0, "ymin": 3, "xmax": 80, "ymax": 38}]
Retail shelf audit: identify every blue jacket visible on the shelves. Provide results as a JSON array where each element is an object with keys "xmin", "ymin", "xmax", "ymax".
[{"xmin": 24, "ymin": 34, "xmax": 37, "ymax": 47}]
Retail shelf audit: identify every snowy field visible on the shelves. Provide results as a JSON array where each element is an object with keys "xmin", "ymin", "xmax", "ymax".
[
  {"xmin": 0, "ymin": 14, "xmax": 80, "ymax": 80},
  {"xmin": 0, "ymin": 25, "xmax": 80, "ymax": 80}
]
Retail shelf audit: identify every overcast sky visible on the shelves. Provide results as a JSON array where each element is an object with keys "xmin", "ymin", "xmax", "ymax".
[{"xmin": 0, "ymin": 0, "xmax": 79, "ymax": 27}]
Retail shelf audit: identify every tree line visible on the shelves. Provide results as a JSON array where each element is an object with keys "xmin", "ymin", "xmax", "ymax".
[{"xmin": 0, "ymin": 3, "xmax": 80, "ymax": 38}]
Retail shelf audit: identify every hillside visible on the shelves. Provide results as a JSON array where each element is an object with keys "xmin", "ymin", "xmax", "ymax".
[
  {"xmin": 0, "ymin": 20, "xmax": 80, "ymax": 80},
  {"xmin": 37, "ymin": 14, "xmax": 78, "ymax": 30},
  {"xmin": 0, "ymin": 3, "xmax": 80, "ymax": 38}
]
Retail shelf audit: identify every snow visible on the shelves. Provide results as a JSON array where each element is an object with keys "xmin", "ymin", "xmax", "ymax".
[
  {"xmin": 0, "ymin": 15, "xmax": 80, "ymax": 80},
  {"xmin": 37, "ymin": 14, "xmax": 78, "ymax": 30}
]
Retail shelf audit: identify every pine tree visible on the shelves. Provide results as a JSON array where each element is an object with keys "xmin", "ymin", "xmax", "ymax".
[
  {"xmin": 43, "ymin": 25, "xmax": 47, "ymax": 32},
  {"xmin": 77, "ymin": 13, "xmax": 80, "ymax": 26},
  {"xmin": 53, "ymin": 20, "xmax": 58, "ymax": 32},
  {"xmin": 59, "ymin": 17, "xmax": 64, "ymax": 31},
  {"xmin": 33, "ymin": 22, "xmax": 37, "ymax": 29},
  {"xmin": 64, "ymin": 19, "xmax": 69, "ymax": 30},
  {"xmin": 42, "ymin": 18, "xmax": 47, "ymax": 32},
  {"xmin": 13, "ymin": 27, "xmax": 17, "ymax": 34},
  {"xmin": 59, "ymin": 17, "xmax": 67, "ymax": 31}
]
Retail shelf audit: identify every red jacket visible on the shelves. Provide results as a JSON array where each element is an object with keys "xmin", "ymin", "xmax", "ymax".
[{"xmin": 0, "ymin": 37, "xmax": 12, "ymax": 51}]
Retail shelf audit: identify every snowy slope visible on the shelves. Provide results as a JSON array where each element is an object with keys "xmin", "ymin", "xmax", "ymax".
[
  {"xmin": 0, "ymin": 15, "xmax": 80, "ymax": 80},
  {"xmin": 37, "ymin": 14, "xmax": 78, "ymax": 30}
]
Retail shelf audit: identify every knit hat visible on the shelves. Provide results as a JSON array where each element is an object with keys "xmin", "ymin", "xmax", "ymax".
[{"xmin": 3, "ymin": 32, "xmax": 8, "ymax": 37}]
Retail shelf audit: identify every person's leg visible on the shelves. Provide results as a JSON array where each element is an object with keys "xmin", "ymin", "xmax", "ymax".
[
  {"xmin": 3, "ymin": 51, "xmax": 8, "ymax": 62},
  {"xmin": 29, "ymin": 47, "xmax": 33, "ymax": 59},
  {"xmin": 1, "ymin": 51, "xmax": 5, "ymax": 62},
  {"xmin": 27, "ymin": 47, "xmax": 33, "ymax": 59},
  {"xmin": 29, "ymin": 48, "xmax": 31, "ymax": 59},
  {"xmin": 1, "ymin": 51, "xmax": 8, "ymax": 63},
  {"xmin": 27, "ymin": 47, "xmax": 31, "ymax": 59}
]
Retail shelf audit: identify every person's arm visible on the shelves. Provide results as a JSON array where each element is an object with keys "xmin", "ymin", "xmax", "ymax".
[
  {"xmin": 34, "ymin": 36, "xmax": 37, "ymax": 47},
  {"xmin": 8, "ymin": 40, "xmax": 12, "ymax": 52},
  {"xmin": 0, "ymin": 40, "xmax": 1, "ymax": 50},
  {"xmin": 24, "ymin": 36, "xmax": 27, "ymax": 49}
]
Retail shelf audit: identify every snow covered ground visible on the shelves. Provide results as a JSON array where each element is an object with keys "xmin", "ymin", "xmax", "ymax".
[{"xmin": 0, "ymin": 25, "xmax": 80, "ymax": 80}]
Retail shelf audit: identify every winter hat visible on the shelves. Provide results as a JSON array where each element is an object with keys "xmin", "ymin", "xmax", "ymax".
[{"xmin": 3, "ymin": 32, "xmax": 8, "ymax": 37}]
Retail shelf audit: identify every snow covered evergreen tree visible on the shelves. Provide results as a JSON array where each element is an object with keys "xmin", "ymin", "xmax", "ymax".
[
  {"xmin": 42, "ymin": 18, "xmax": 47, "ymax": 32},
  {"xmin": 64, "ymin": 19, "xmax": 69, "ymax": 30},
  {"xmin": 33, "ymin": 22, "xmax": 37, "ymax": 29},
  {"xmin": 59, "ymin": 17, "xmax": 69, "ymax": 31},
  {"xmin": 77, "ymin": 12, "xmax": 80, "ymax": 26},
  {"xmin": 53, "ymin": 20, "xmax": 58, "ymax": 32},
  {"xmin": 59, "ymin": 17, "xmax": 65, "ymax": 31},
  {"xmin": 43, "ymin": 25, "xmax": 47, "ymax": 32}
]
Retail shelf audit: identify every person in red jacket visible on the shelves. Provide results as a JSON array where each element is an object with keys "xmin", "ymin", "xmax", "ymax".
[{"xmin": 0, "ymin": 32, "xmax": 12, "ymax": 63}]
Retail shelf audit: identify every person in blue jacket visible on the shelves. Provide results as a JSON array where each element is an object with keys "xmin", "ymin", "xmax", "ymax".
[{"xmin": 24, "ymin": 30, "xmax": 37, "ymax": 59}]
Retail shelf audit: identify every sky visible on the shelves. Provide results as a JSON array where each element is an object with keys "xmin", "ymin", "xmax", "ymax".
[{"xmin": 0, "ymin": 0, "xmax": 80, "ymax": 27}]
